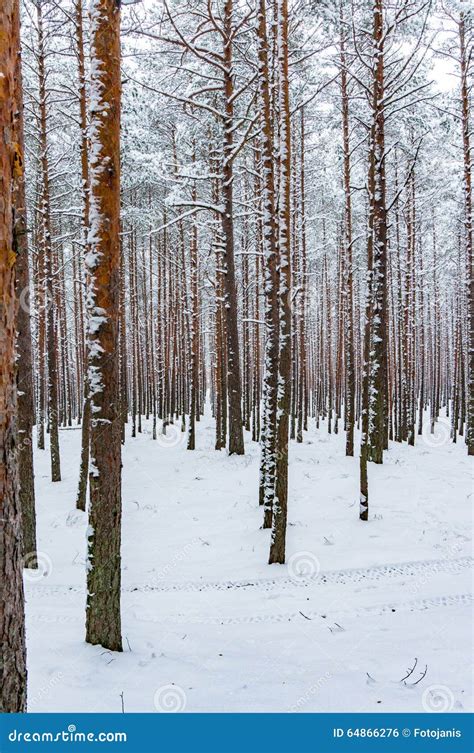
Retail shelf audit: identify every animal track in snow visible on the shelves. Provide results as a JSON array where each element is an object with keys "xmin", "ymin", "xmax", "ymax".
[
  {"xmin": 27, "ymin": 556, "xmax": 471, "ymax": 597},
  {"xmin": 129, "ymin": 593, "xmax": 473, "ymax": 626}
]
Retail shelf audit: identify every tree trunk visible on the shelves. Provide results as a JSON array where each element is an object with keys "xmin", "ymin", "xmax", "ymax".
[
  {"xmin": 367, "ymin": 0, "xmax": 388, "ymax": 466},
  {"xmin": 256, "ymin": 0, "xmax": 280, "ymax": 528},
  {"xmin": 187, "ymin": 169, "xmax": 199, "ymax": 450},
  {"xmin": 340, "ymin": 10, "xmax": 356, "ymax": 457},
  {"xmin": 37, "ymin": 0, "xmax": 61, "ymax": 482},
  {"xmin": 0, "ymin": 0, "xmax": 28, "ymax": 709},
  {"xmin": 75, "ymin": 0, "xmax": 90, "ymax": 511},
  {"xmin": 269, "ymin": 0, "xmax": 292, "ymax": 564},
  {"xmin": 459, "ymin": 13, "xmax": 473, "ymax": 455},
  {"xmin": 221, "ymin": 0, "xmax": 244, "ymax": 455},
  {"xmin": 85, "ymin": 0, "xmax": 122, "ymax": 652},
  {"xmin": 13, "ymin": 0, "xmax": 36, "ymax": 561}
]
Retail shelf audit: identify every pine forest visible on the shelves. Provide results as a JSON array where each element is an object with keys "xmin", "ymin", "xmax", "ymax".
[{"xmin": 0, "ymin": 0, "xmax": 472, "ymax": 715}]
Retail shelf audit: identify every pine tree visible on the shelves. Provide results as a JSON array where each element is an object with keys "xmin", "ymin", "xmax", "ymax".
[
  {"xmin": 36, "ymin": 0, "xmax": 61, "ymax": 483},
  {"xmin": 269, "ymin": 0, "xmax": 292, "ymax": 565},
  {"xmin": 0, "ymin": 0, "xmax": 27, "ymax": 711},
  {"xmin": 85, "ymin": 0, "xmax": 123, "ymax": 652},
  {"xmin": 256, "ymin": 0, "xmax": 280, "ymax": 529},
  {"xmin": 75, "ymin": 0, "xmax": 91, "ymax": 512},
  {"xmin": 458, "ymin": 11, "xmax": 473, "ymax": 456},
  {"xmin": 13, "ymin": 0, "xmax": 37, "ymax": 561}
]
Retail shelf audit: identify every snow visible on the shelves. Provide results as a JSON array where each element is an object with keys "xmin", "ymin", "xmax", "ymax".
[{"xmin": 25, "ymin": 410, "xmax": 472, "ymax": 713}]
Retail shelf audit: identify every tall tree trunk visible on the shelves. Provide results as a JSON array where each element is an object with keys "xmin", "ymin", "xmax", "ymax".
[
  {"xmin": 221, "ymin": 0, "xmax": 244, "ymax": 455},
  {"xmin": 256, "ymin": 0, "xmax": 280, "ymax": 528},
  {"xmin": 340, "ymin": 10, "xmax": 356, "ymax": 457},
  {"xmin": 406, "ymin": 170, "xmax": 416, "ymax": 446},
  {"xmin": 459, "ymin": 13, "xmax": 473, "ymax": 455},
  {"xmin": 367, "ymin": 0, "xmax": 388, "ymax": 465},
  {"xmin": 297, "ymin": 109, "xmax": 307, "ymax": 443},
  {"xmin": 37, "ymin": 0, "xmax": 60, "ymax": 482},
  {"xmin": 13, "ymin": 0, "xmax": 36, "ymax": 560},
  {"xmin": 76, "ymin": 0, "xmax": 90, "ymax": 511},
  {"xmin": 269, "ymin": 0, "xmax": 292, "ymax": 564},
  {"xmin": 85, "ymin": 0, "xmax": 122, "ymax": 652},
  {"xmin": 359, "ymin": 229, "xmax": 372, "ymax": 521},
  {"xmin": 0, "ymin": 0, "xmax": 28, "ymax": 709},
  {"xmin": 36, "ymin": 209, "xmax": 46, "ymax": 450},
  {"xmin": 187, "ymin": 169, "xmax": 199, "ymax": 450}
]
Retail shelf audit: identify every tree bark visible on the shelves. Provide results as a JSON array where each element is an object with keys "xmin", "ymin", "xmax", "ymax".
[
  {"xmin": 0, "ymin": 0, "xmax": 28, "ymax": 710},
  {"xmin": 459, "ymin": 13, "xmax": 473, "ymax": 455},
  {"xmin": 340, "ymin": 10, "xmax": 356, "ymax": 457},
  {"xmin": 187, "ymin": 167, "xmax": 199, "ymax": 450},
  {"xmin": 75, "ymin": 0, "xmax": 90, "ymax": 511},
  {"xmin": 367, "ymin": 0, "xmax": 388, "ymax": 465},
  {"xmin": 37, "ymin": 0, "xmax": 61, "ymax": 482},
  {"xmin": 269, "ymin": 0, "xmax": 292, "ymax": 564},
  {"xmin": 12, "ymin": 0, "xmax": 36, "ymax": 560},
  {"xmin": 221, "ymin": 0, "xmax": 244, "ymax": 455},
  {"xmin": 85, "ymin": 0, "xmax": 122, "ymax": 652},
  {"xmin": 256, "ymin": 0, "xmax": 280, "ymax": 528}
]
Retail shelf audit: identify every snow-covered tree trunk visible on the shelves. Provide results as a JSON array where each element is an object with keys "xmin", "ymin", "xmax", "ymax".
[
  {"xmin": 119, "ymin": 240, "xmax": 128, "ymax": 442},
  {"xmin": 367, "ymin": 0, "xmax": 388, "ymax": 466},
  {"xmin": 417, "ymin": 243, "xmax": 425, "ymax": 436},
  {"xmin": 252, "ymin": 230, "xmax": 262, "ymax": 443},
  {"xmin": 359, "ymin": 226, "xmax": 373, "ymax": 520},
  {"xmin": 269, "ymin": 0, "xmax": 292, "ymax": 564},
  {"xmin": 221, "ymin": 0, "xmax": 244, "ymax": 456},
  {"xmin": 76, "ymin": 0, "xmax": 91, "ymax": 512},
  {"xmin": 459, "ymin": 12, "xmax": 473, "ymax": 455},
  {"xmin": 405, "ymin": 171, "xmax": 416, "ymax": 447},
  {"xmin": 85, "ymin": 0, "xmax": 122, "ymax": 652},
  {"xmin": 324, "ymin": 254, "xmax": 333, "ymax": 433},
  {"xmin": 242, "ymin": 194, "xmax": 251, "ymax": 433},
  {"xmin": 36, "ymin": 0, "xmax": 61, "ymax": 482},
  {"xmin": 256, "ymin": 0, "xmax": 280, "ymax": 528},
  {"xmin": 340, "ymin": 11, "xmax": 356, "ymax": 458},
  {"xmin": 297, "ymin": 109, "xmax": 308, "ymax": 444},
  {"xmin": 187, "ymin": 164, "xmax": 199, "ymax": 450},
  {"xmin": 360, "ymin": 0, "xmax": 389, "ymax": 517},
  {"xmin": 214, "ymin": 146, "xmax": 228, "ymax": 451}
]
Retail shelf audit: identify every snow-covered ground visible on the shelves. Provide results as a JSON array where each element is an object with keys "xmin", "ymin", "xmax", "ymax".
[{"xmin": 25, "ymin": 411, "xmax": 472, "ymax": 713}]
